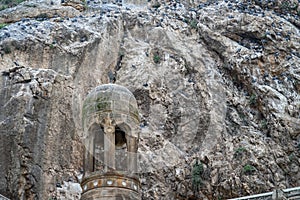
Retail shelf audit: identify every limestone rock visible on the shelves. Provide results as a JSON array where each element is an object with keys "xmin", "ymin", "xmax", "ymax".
[
  {"xmin": 61, "ymin": 0, "xmax": 86, "ymax": 11},
  {"xmin": 0, "ymin": 1, "xmax": 81, "ymax": 24}
]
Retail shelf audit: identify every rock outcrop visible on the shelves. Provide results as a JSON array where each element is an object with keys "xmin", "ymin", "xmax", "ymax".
[{"xmin": 0, "ymin": 0, "xmax": 299, "ymax": 199}]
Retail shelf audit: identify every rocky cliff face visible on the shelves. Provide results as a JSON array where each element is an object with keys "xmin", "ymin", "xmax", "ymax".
[{"xmin": 0, "ymin": 0, "xmax": 299, "ymax": 199}]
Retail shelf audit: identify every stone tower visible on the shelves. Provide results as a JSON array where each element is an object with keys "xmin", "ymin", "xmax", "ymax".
[{"xmin": 80, "ymin": 84, "xmax": 140, "ymax": 200}]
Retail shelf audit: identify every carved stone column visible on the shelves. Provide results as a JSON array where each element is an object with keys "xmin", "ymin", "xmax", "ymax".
[
  {"xmin": 126, "ymin": 136, "xmax": 138, "ymax": 174},
  {"xmin": 103, "ymin": 118, "xmax": 115, "ymax": 171}
]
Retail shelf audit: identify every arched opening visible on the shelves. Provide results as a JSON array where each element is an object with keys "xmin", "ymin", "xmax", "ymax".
[
  {"xmin": 115, "ymin": 126, "xmax": 127, "ymax": 171},
  {"xmin": 84, "ymin": 123, "xmax": 104, "ymax": 173},
  {"xmin": 115, "ymin": 126, "xmax": 127, "ymax": 149}
]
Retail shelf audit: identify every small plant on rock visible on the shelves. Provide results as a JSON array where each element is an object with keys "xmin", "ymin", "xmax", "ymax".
[
  {"xmin": 261, "ymin": 119, "xmax": 268, "ymax": 129},
  {"xmin": 281, "ymin": 1, "xmax": 290, "ymax": 10},
  {"xmin": 249, "ymin": 94, "xmax": 257, "ymax": 106},
  {"xmin": 3, "ymin": 45, "xmax": 11, "ymax": 54},
  {"xmin": 189, "ymin": 19, "xmax": 198, "ymax": 29},
  {"xmin": 236, "ymin": 147, "xmax": 246, "ymax": 153},
  {"xmin": 289, "ymin": 153, "xmax": 295, "ymax": 161},
  {"xmin": 290, "ymin": 2, "xmax": 299, "ymax": 10},
  {"xmin": 0, "ymin": 23, "xmax": 7, "ymax": 29},
  {"xmin": 0, "ymin": 0, "xmax": 26, "ymax": 8},
  {"xmin": 152, "ymin": 2, "xmax": 161, "ymax": 9},
  {"xmin": 36, "ymin": 13, "xmax": 49, "ymax": 20},
  {"xmin": 243, "ymin": 164, "xmax": 256, "ymax": 175},
  {"xmin": 0, "ymin": 5, "xmax": 7, "ymax": 11},
  {"xmin": 234, "ymin": 146, "xmax": 246, "ymax": 158},
  {"xmin": 235, "ymin": 147, "xmax": 246, "ymax": 154},
  {"xmin": 281, "ymin": 1, "xmax": 298, "ymax": 10},
  {"xmin": 82, "ymin": 0, "xmax": 88, "ymax": 10},
  {"xmin": 153, "ymin": 54, "xmax": 161, "ymax": 64},
  {"xmin": 118, "ymin": 50, "xmax": 125, "ymax": 57},
  {"xmin": 192, "ymin": 160, "xmax": 203, "ymax": 194}
]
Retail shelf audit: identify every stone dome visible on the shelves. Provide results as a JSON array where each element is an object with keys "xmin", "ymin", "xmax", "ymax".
[{"xmin": 82, "ymin": 84, "xmax": 140, "ymax": 135}]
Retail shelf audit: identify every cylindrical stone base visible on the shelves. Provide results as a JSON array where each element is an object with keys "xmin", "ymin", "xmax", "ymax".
[{"xmin": 80, "ymin": 173, "xmax": 140, "ymax": 200}]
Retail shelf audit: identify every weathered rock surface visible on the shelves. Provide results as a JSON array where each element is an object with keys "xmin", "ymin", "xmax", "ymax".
[
  {"xmin": 0, "ymin": 0, "xmax": 299, "ymax": 199},
  {"xmin": 0, "ymin": 1, "xmax": 81, "ymax": 24}
]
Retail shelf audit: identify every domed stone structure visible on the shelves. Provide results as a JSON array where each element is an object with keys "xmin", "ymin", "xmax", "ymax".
[{"xmin": 81, "ymin": 84, "xmax": 140, "ymax": 200}]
